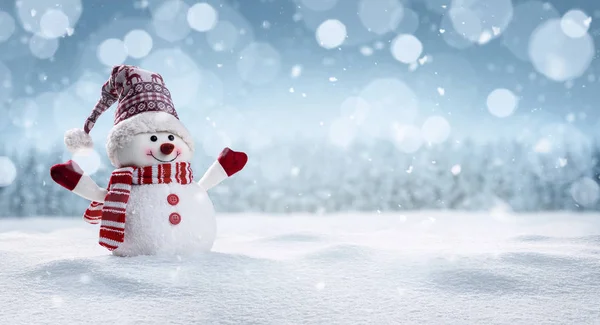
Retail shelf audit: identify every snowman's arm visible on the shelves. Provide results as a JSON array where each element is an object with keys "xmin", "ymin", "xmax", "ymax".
[
  {"xmin": 198, "ymin": 148, "xmax": 248, "ymax": 191},
  {"xmin": 198, "ymin": 160, "xmax": 228, "ymax": 191},
  {"xmin": 50, "ymin": 160, "xmax": 107, "ymax": 203},
  {"xmin": 73, "ymin": 175, "xmax": 108, "ymax": 202}
]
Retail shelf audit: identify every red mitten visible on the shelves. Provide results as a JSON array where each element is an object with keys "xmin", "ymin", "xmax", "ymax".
[
  {"xmin": 218, "ymin": 148, "xmax": 248, "ymax": 176},
  {"xmin": 50, "ymin": 160, "xmax": 84, "ymax": 191}
]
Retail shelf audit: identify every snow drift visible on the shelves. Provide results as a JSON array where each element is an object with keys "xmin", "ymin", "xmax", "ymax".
[{"xmin": 1, "ymin": 212, "xmax": 599, "ymax": 324}]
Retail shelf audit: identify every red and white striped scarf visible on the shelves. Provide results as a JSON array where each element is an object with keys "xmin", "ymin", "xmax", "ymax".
[{"xmin": 84, "ymin": 162, "xmax": 193, "ymax": 251}]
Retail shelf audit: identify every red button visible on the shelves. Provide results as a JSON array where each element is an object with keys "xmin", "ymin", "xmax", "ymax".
[
  {"xmin": 167, "ymin": 194, "xmax": 179, "ymax": 206},
  {"xmin": 169, "ymin": 212, "xmax": 181, "ymax": 225}
]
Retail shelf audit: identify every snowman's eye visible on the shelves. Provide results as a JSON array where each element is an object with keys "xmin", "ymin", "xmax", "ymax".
[
  {"xmin": 168, "ymin": 135, "xmax": 175, "ymax": 141},
  {"xmin": 150, "ymin": 135, "xmax": 158, "ymax": 142}
]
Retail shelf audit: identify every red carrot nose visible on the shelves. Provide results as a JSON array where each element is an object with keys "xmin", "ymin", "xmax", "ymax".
[{"xmin": 160, "ymin": 143, "xmax": 175, "ymax": 155}]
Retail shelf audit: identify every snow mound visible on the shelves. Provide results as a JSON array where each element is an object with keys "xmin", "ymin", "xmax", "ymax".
[{"xmin": 1, "ymin": 212, "xmax": 600, "ymax": 324}]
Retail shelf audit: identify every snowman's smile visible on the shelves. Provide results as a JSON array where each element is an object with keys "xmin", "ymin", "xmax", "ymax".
[{"xmin": 147, "ymin": 152, "xmax": 180, "ymax": 163}]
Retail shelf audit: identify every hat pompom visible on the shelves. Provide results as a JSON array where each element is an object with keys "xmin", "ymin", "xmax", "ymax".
[{"xmin": 65, "ymin": 128, "xmax": 93, "ymax": 153}]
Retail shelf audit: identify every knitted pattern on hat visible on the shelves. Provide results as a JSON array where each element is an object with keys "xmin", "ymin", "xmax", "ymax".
[{"xmin": 63, "ymin": 65, "xmax": 194, "ymax": 167}]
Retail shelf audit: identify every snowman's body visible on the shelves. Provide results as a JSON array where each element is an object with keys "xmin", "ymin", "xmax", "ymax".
[{"xmin": 112, "ymin": 182, "xmax": 216, "ymax": 256}]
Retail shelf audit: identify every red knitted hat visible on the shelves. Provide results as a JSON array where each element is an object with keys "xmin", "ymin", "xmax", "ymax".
[{"xmin": 64, "ymin": 65, "xmax": 194, "ymax": 165}]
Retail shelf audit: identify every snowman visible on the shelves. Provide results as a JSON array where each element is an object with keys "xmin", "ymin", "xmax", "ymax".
[{"xmin": 49, "ymin": 65, "xmax": 247, "ymax": 257}]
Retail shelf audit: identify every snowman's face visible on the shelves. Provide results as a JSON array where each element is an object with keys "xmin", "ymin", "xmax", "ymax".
[{"xmin": 115, "ymin": 132, "xmax": 192, "ymax": 167}]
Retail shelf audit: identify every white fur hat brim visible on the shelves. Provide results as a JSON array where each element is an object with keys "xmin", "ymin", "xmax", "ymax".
[{"xmin": 106, "ymin": 111, "xmax": 194, "ymax": 166}]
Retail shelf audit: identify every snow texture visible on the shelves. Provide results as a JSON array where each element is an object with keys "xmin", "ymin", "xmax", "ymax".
[{"xmin": 1, "ymin": 212, "xmax": 599, "ymax": 324}]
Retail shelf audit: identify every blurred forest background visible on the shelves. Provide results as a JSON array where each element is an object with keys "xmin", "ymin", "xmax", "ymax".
[{"xmin": 2, "ymin": 133, "xmax": 600, "ymax": 217}]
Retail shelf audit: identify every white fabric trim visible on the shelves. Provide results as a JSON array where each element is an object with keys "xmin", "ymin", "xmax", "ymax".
[
  {"xmin": 110, "ymin": 183, "xmax": 131, "ymax": 191},
  {"xmin": 151, "ymin": 165, "xmax": 158, "ymax": 183},
  {"xmin": 73, "ymin": 174, "xmax": 107, "ymax": 203},
  {"xmin": 100, "ymin": 220, "xmax": 126, "ymax": 229},
  {"xmin": 103, "ymin": 201, "xmax": 127, "ymax": 209},
  {"xmin": 102, "ymin": 208, "xmax": 126, "ymax": 214},
  {"xmin": 198, "ymin": 160, "xmax": 228, "ymax": 191},
  {"xmin": 87, "ymin": 204, "xmax": 103, "ymax": 211},
  {"xmin": 99, "ymin": 237, "xmax": 122, "ymax": 247}
]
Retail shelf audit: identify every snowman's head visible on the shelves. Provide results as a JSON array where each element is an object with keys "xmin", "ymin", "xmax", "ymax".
[
  {"xmin": 107, "ymin": 111, "xmax": 195, "ymax": 168},
  {"xmin": 115, "ymin": 132, "xmax": 193, "ymax": 167}
]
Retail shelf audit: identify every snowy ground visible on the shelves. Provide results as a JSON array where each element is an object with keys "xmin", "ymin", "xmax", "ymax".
[{"xmin": 1, "ymin": 212, "xmax": 600, "ymax": 325}]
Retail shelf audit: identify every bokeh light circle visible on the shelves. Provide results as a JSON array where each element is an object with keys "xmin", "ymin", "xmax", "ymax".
[
  {"xmin": 0, "ymin": 157, "xmax": 17, "ymax": 187},
  {"xmin": 152, "ymin": 0, "xmax": 191, "ymax": 42},
  {"xmin": 487, "ymin": 88, "xmax": 518, "ymax": 118},
  {"xmin": 502, "ymin": 1, "xmax": 559, "ymax": 61},
  {"xmin": 395, "ymin": 8, "xmax": 420, "ymax": 35},
  {"xmin": 393, "ymin": 124, "xmax": 423, "ymax": 153},
  {"xmin": 141, "ymin": 48, "xmax": 202, "ymax": 107},
  {"xmin": 571, "ymin": 177, "xmax": 600, "ymax": 208},
  {"xmin": 39, "ymin": 9, "xmax": 70, "ymax": 39},
  {"xmin": 449, "ymin": 0, "xmax": 513, "ymax": 44},
  {"xmin": 0, "ymin": 11, "xmax": 17, "ymax": 43},
  {"xmin": 560, "ymin": 9, "xmax": 591, "ymax": 38},
  {"xmin": 97, "ymin": 38, "xmax": 127, "ymax": 66},
  {"xmin": 16, "ymin": 0, "xmax": 82, "ymax": 36},
  {"xmin": 421, "ymin": 115, "xmax": 451, "ymax": 144},
  {"xmin": 391, "ymin": 34, "xmax": 423, "ymax": 64},
  {"xmin": 316, "ymin": 19, "xmax": 347, "ymax": 49},
  {"xmin": 124, "ymin": 29, "xmax": 153, "ymax": 59},
  {"xmin": 359, "ymin": 78, "xmax": 419, "ymax": 139},
  {"xmin": 207, "ymin": 20, "xmax": 239, "ymax": 52},
  {"xmin": 187, "ymin": 3, "xmax": 218, "ymax": 32},
  {"xmin": 29, "ymin": 34, "xmax": 59, "ymax": 59},
  {"xmin": 529, "ymin": 19, "xmax": 594, "ymax": 82},
  {"xmin": 71, "ymin": 149, "xmax": 102, "ymax": 175},
  {"xmin": 340, "ymin": 96, "xmax": 371, "ymax": 125}
]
